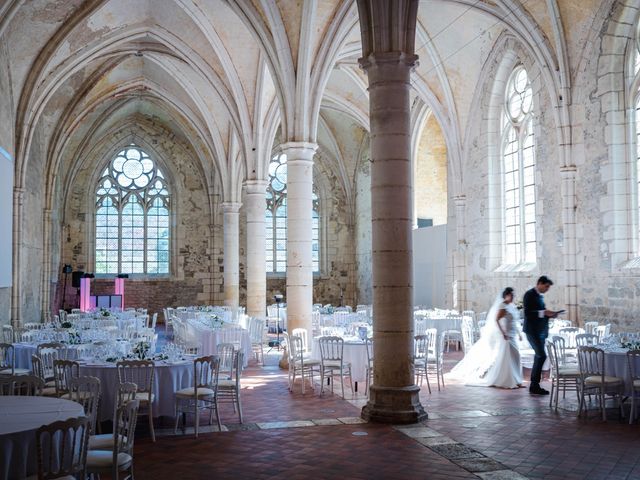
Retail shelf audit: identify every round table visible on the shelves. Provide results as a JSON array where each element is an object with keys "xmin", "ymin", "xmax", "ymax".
[
  {"xmin": 312, "ymin": 338, "xmax": 369, "ymax": 383},
  {"xmin": 0, "ymin": 396, "xmax": 85, "ymax": 480},
  {"xmin": 604, "ymin": 349, "xmax": 639, "ymax": 395},
  {"xmin": 184, "ymin": 322, "xmax": 252, "ymax": 366},
  {"xmin": 80, "ymin": 360, "xmax": 194, "ymax": 421}
]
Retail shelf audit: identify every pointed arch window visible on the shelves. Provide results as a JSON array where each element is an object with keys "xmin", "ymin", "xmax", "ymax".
[
  {"xmin": 501, "ymin": 66, "xmax": 536, "ymax": 265},
  {"xmin": 265, "ymin": 152, "xmax": 320, "ymax": 273},
  {"xmin": 95, "ymin": 145, "xmax": 170, "ymax": 275}
]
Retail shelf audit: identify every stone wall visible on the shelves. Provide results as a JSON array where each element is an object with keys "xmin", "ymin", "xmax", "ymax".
[
  {"xmin": 415, "ymin": 114, "xmax": 448, "ymax": 226},
  {"xmin": 450, "ymin": 36, "xmax": 565, "ymax": 315},
  {"xmin": 56, "ymin": 118, "xmax": 219, "ymax": 319},
  {"xmin": 444, "ymin": 2, "xmax": 640, "ymax": 330}
]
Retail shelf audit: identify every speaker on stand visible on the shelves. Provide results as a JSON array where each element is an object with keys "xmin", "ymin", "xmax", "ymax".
[
  {"xmin": 61, "ymin": 264, "xmax": 72, "ymax": 312},
  {"xmin": 71, "ymin": 271, "xmax": 84, "ymax": 310},
  {"xmin": 268, "ymin": 294, "xmax": 284, "ymax": 350}
]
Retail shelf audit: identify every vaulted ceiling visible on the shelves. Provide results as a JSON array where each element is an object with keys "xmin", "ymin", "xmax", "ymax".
[{"xmin": 0, "ymin": 0, "xmax": 608, "ymax": 205}]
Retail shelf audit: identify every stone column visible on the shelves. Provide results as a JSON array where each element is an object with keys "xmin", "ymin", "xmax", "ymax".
[
  {"xmin": 244, "ymin": 180, "xmax": 268, "ymax": 317},
  {"xmin": 359, "ymin": 52, "xmax": 426, "ymax": 423},
  {"xmin": 40, "ymin": 208, "xmax": 52, "ymax": 322},
  {"xmin": 281, "ymin": 142, "xmax": 317, "ymax": 339},
  {"xmin": 561, "ymin": 166, "xmax": 579, "ymax": 323},
  {"xmin": 222, "ymin": 202, "xmax": 241, "ymax": 308},
  {"xmin": 11, "ymin": 187, "xmax": 24, "ymax": 327},
  {"xmin": 453, "ymin": 195, "xmax": 467, "ymax": 311}
]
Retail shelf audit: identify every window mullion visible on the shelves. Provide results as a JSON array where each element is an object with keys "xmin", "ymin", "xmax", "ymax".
[{"xmin": 518, "ymin": 128, "xmax": 526, "ymax": 264}]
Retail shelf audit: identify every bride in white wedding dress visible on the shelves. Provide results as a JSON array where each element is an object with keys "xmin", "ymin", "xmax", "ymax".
[{"xmin": 449, "ymin": 287, "xmax": 524, "ymax": 389}]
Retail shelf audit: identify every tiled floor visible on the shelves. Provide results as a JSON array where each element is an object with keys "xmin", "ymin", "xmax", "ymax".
[{"xmin": 131, "ymin": 339, "xmax": 640, "ymax": 480}]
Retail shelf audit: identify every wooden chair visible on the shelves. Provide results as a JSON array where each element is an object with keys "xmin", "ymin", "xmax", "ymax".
[
  {"xmin": 577, "ymin": 346, "xmax": 624, "ymax": 421},
  {"xmin": 217, "ymin": 351, "xmax": 244, "ymax": 424},
  {"xmin": 0, "ymin": 343, "xmax": 30, "ymax": 376},
  {"xmin": 174, "ymin": 356, "xmax": 221, "ymax": 436},
  {"xmin": 116, "ymin": 360, "xmax": 156, "ymax": 442},
  {"xmin": 35, "ymin": 416, "xmax": 90, "ymax": 480},
  {"xmin": 627, "ymin": 350, "xmax": 640, "ymax": 424},
  {"xmin": 546, "ymin": 341, "xmax": 580, "ymax": 411},
  {"xmin": 318, "ymin": 336, "xmax": 353, "ymax": 398},
  {"xmin": 86, "ymin": 400, "xmax": 139, "ymax": 480},
  {"xmin": 0, "ymin": 374, "xmax": 44, "ymax": 396}
]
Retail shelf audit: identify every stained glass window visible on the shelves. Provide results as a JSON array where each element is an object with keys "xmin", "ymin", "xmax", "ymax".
[
  {"xmin": 95, "ymin": 145, "xmax": 170, "ymax": 275},
  {"xmin": 502, "ymin": 66, "xmax": 536, "ymax": 265},
  {"xmin": 266, "ymin": 153, "xmax": 320, "ymax": 273}
]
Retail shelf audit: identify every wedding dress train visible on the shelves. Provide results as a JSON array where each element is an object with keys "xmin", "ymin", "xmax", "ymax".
[{"xmin": 449, "ymin": 297, "xmax": 523, "ymax": 389}]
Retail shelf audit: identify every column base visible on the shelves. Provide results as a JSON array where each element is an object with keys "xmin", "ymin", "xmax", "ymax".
[{"xmin": 361, "ymin": 385, "xmax": 427, "ymax": 424}]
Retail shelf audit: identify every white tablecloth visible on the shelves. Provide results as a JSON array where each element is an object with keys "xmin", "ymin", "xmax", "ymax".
[
  {"xmin": 0, "ymin": 396, "xmax": 85, "ymax": 480},
  {"xmin": 417, "ymin": 317, "xmax": 462, "ymax": 333},
  {"xmin": 185, "ymin": 322, "xmax": 251, "ymax": 366},
  {"xmin": 312, "ymin": 338, "xmax": 369, "ymax": 383},
  {"xmin": 80, "ymin": 361, "xmax": 194, "ymax": 422},
  {"xmin": 605, "ymin": 350, "xmax": 639, "ymax": 395},
  {"xmin": 14, "ymin": 343, "xmax": 82, "ymax": 370},
  {"xmin": 13, "ymin": 342, "xmax": 131, "ymax": 370}
]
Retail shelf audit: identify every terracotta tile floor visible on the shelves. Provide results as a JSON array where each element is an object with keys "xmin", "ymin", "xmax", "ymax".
[{"xmin": 131, "ymin": 336, "xmax": 640, "ymax": 479}]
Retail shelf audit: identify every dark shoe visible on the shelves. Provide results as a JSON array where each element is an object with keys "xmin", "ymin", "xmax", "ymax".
[{"xmin": 529, "ymin": 386, "xmax": 550, "ymax": 395}]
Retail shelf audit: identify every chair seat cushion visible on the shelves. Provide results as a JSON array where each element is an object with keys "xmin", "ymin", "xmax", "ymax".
[
  {"xmin": 322, "ymin": 360, "xmax": 351, "ymax": 368},
  {"xmin": 0, "ymin": 368, "xmax": 30, "ymax": 376},
  {"xmin": 87, "ymin": 450, "xmax": 132, "ymax": 470},
  {"xmin": 175, "ymin": 387, "xmax": 215, "ymax": 398},
  {"xmin": 135, "ymin": 392, "xmax": 154, "ymax": 403},
  {"xmin": 27, "ymin": 475, "xmax": 75, "ymax": 480},
  {"xmin": 584, "ymin": 375, "xmax": 623, "ymax": 385},
  {"xmin": 41, "ymin": 386, "xmax": 58, "ymax": 396},
  {"xmin": 60, "ymin": 391, "xmax": 92, "ymax": 400},
  {"xmin": 294, "ymin": 359, "xmax": 320, "ymax": 367},
  {"xmin": 558, "ymin": 367, "xmax": 580, "ymax": 376},
  {"xmin": 89, "ymin": 434, "xmax": 127, "ymax": 450},
  {"xmin": 217, "ymin": 379, "xmax": 238, "ymax": 388}
]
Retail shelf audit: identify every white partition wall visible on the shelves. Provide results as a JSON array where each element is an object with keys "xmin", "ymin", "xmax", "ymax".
[
  {"xmin": 0, "ymin": 146, "xmax": 12, "ymax": 288},
  {"xmin": 412, "ymin": 225, "xmax": 447, "ymax": 308}
]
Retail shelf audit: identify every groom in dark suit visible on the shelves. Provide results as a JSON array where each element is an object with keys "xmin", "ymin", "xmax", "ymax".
[{"xmin": 523, "ymin": 276, "xmax": 560, "ymax": 395}]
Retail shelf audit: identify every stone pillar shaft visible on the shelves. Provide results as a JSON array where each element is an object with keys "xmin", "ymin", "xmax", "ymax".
[
  {"xmin": 282, "ymin": 142, "xmax": 317, "ymax": 339},
  {"xmin": 360, "ymin": 52, "xmax": 426, "ymax": 423},
  {"xmin": 561, "ymin": 166, "xmax": 579, "ymax": 324},
  {"xmin": 11, "ymin": 187, "xmax": 24, "ymax": 327},
  {"xmin": 453, "ymin": 195, "xmax": 467, "ymax": 311},
  {"xmin": 41, "ymin": 208, "xmax": 52, "ymax": 322},
  {"xmin": 244, "ymin": 180, "xmax": 268, "ymax": 317},
  {"xmin": 222, "ymin": 202, "xmax": 241, "ymax": 308}
]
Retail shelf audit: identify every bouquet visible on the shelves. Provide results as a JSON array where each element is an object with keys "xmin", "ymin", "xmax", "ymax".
[
  {"xmin": 66, "ymin": 329, "xmax": 81, "ymax": 345},
  {"xmin": 132, "ymin": 341, "xmax": 151, "ymax": 360},
  {"xmin": 622, "ymin": 340, "xmax": 640, "ymax": 350}
]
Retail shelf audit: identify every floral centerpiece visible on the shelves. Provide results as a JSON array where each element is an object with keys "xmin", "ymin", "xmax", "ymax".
[
  {"xmin": 132, "ymin": 340, "xmax": 151, "ymax": 360},
  {"xmin": 621, "ymin": 339, "xmax": 640, "ymax": 350},
  {"xmin": 100, "ymin": 308, "xmax": 111, "ymax": 317},
  {"xmin": 61, "ymin": 321, "xmax": 73, "ymax": 329},
  {"xmin": 208, "ymin": 314, "xmax": 225, "ymax": 329}
]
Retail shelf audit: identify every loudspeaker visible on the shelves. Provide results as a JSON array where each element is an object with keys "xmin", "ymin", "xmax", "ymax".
[{"xmin": 71, "ymin": 271, "xmax": 84, "ymax": 288}]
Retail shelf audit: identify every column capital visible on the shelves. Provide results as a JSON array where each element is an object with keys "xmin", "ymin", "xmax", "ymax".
[
  {"xmin": 359, "ymin": 51, "xmax": 418, "ymax": 71},
  {"xmin": 280, "ymin": 141, "xmax": 318, "ymax": 157},
  {"xmin": 243, "ymin": 179, "xmax": 268, "ymax": 195},
  {"xmin": 453, "ymin": 194, "xmax": 466, "ymax": 207},
  {"xmin": 13, "ymin": 187, "xmax": 25, "ymax": 203},
  {"xmin": 221, "ymin": 202, "xmax": 242, "ymax": 214}
]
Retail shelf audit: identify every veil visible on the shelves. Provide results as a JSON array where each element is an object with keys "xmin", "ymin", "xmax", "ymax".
[{"xmin": 448, "ymin": 295, "xmax": 508, "ymax": 386}]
